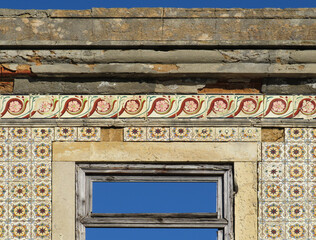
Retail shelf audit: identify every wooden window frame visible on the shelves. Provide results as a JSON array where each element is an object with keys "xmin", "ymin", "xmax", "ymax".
[{"xmin": 76, "ymin": 163, "xmax": 234, "ymax": 240}]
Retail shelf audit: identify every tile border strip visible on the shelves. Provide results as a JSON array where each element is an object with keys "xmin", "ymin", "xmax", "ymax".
[{"xmin": 0, "ymin": 94, "xmax": 315, "ymax": 120}]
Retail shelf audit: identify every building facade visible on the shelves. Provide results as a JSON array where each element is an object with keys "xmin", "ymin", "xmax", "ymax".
[{"xmin": 0, "ymin": 7, "xmax": 316, "ymax": 239}]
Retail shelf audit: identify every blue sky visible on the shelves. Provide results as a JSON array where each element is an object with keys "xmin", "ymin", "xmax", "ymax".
[{"xmin": 1, "ymin": 0, "xmax": 316, "ymax": 9}]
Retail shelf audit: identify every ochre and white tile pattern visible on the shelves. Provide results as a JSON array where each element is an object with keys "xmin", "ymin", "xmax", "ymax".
[
  {"xmin": 0, "ymin": 94, "xmax": 315, "ymax": 120},
  {"xmin": 0, "ymin": 127, "xmax": 100, "ymax": 239},
  {"xmin": 124, "ymin": 127, "xmax": 261, "ymax": 142},
  {"xmin": 259, "ymin": 128, "xmax": 316, "ymax": 240}
]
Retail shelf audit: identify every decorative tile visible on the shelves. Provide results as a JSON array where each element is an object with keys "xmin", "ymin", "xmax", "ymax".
[
  {"xmin": 55, "ymin": 127, "xmax": 77, "ymax": 141},
  {"xmin": 285, "ymin": 222, "xmax": 308, "ymax": 239},
  {"xmin": 285, "ymin": 163, "xmax": 307, "ymax": 181},
  {"xmin": 8, "ymin": 162, "xmax": 31, "ymax": 182},
  {"xmin": 262, "ymin": 143, "xmax": 284, "ymax": 162},
  {"xmin": 32, "ymin": 201, "xmax": 51, "ymax": 221},
  {"xmin": 215, "ymin": 127, "xmax": 238, "ymax": 141},
  {"xmin": 147, "ymin": 127, "xmax": 170, "ymax": 141},
  {"xmin": 206, "ymin": 95, "xmax": 238, "ymax": 118},
  {"xmin": 0, "ymin": 142, "xmax": 9, "ymax": 162},
  {"xmin": 308, "ymin": 182, "xmax": 316, "ymax": 200},
  {"xmin": 285, "ymin": 128, "xmax": 307, "ymax": 142},
  {"xmin": 8, "ymin": 128, "xmax": 31, "ymax": 142},
  {"xmin": 309, "ymin": 163, "xmax": 316, "ymax": 180},
  {"xmin": 0, "ymin": 128, "xmax": 8, "ymax": 141},
  {"xmin": 309, "ymin": 143, "xmax": 316, "ymax": 161},
  {"xmin": 0, "ymin": 222, "xmax": 8, "ymax": 238},
  {"xmin": 293, "ymin": 95, "xmax": 316, "ymax": 119},
  {"xmin": 262, "ymin": 162, "xmax": 285, "ymax": 181},
  {"xmin": 233, "ymin": 95, "xmax": 264, "ymax": 118},
  {"xmin": 263, "ymin": 95, "xmax": 294, "ymax": 118},
  {"xmin": 118, "ymin": 95, "xmax": 147, "ymax": 118},
  {"xmin": 309, "ymin": 202, "xmax": 316, "ymax": 220},
  {"xmin": 29, "ymin": 95, "xmax": 60, "ymax": 119},
  {"xmin": 0, "ymin": 162, "xmax": 8, "ymax": 181},
  {"xmin": 147, "ymin": 95, "xmax": 178, "ymax": 118},
  {"xmin": 8, "ymin": 182, "xmax": 32, "ymax": 201},
  {"xmin": 262, "ymin": 182, "xmax": 285, "ymax": 201},
  {"xmin": 238, "ymin": 127, "xmax": 261, "ymax": 141},
  {"xmin": 9, "ymin": 142, "xmax": 31, "ymax": 162},
  {"xmin": 308, "ymin": 128, "xmax": 316, "ymax": 142},
  {"xmin": 176, "ymin": 95, "xmax": 207, "ymax": 118},
  {"xmin": 0, "ymin": 183, "xmax": 8, "ymax": 201},
  {"xmin": 0, "ymin": 95, "xmax": 30, "ymax": 119},
  {"xmin": 285, "ymin": 182, "xmax": 307, "ymax": 201},
  {"xmin": 309, "ymin": 222, "xmax": 316, "ymax": 239},
  {"xmin": 192, "ymin": 127, "xmax": 215, "ymax": 141},
  {"xmin": 285, "ymin": 143, "xmax": 308, "ymax": 162},
  {"xmin": 89, "ymin": 95, "xmax": 119, "ymax": 118},
  {"xmin": 32, "ymin": 128, "xmax": 54, "ymax": 142},
  {"xmin": 124, "ymin": 127, "xmax": 146, "ymax": 141},
  {"xmin": 0, "ymin": 201, "xmax": 8, "ymax": 220},
  {"xmin": 78, "ymin": 127, "xmax": 101, "ymax": 141},
  {"xmin": 32, "ymin": 182, "xmax": 51, "ymax": 201},
  {"xmin": 59, "ymin": 95, "xmax": 90, "ymax": 118},
  {"xmin": 170, "ymin": 127, "xmax": 193, "ymax": 141},
  {"xmin": 262, "ymin": 201, "xmax": 285, "ymax": 221},
  {"xmin": 32, "ymin": 221, "xmax": 51, "ymax": 239},
  {"xmin": 32, "ymin": 142, "xmax": 51, "ymax": 161},
  {"xmin": 8, "ymin": 202, "xmax": 31, "ymax": 221},
  {"xmin": 8, "ymin": 222, "xmax": 31, "ymax": 239},
  {"xmin": 32, "ymin": 162, "xmax": 51, "ymax": 181},
  {"xmin": 259, "ymin": 221, "xmax": 285, "ymax": 239},
  {"xmin": 286, "ymin": 202, "xmax": 308, "ymax": 221}
]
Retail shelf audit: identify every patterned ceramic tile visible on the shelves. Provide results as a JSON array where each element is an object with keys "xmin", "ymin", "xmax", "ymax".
[
  {"xmin": 124, "ymin": 127, "xmax": 146, "ymax": 141},
  {"xmin": 9, "ymin": 142, "xmax": 31, "ymax": 162},
  {"xmin": 0, "ymin": 128, "xmax": 8, "ymax": 141},
  {"xmin": 286, "ymin": 202, "xmax": 308, "ymax": 221},
  {"xmin": 285, "ymin": 128, "xmax": 307, "ymax": 142},
  {"xmin": 285, "ymin": 182, "xmax": 307, "ymax": 201},
  {"xmin": 146, "ymin": 95, "xmax": 179, "ymax": 118},
  {"xmin": 308, "ymin": 128, "xmax": 316, "ymax": 143},
  {"xmin": 285, "ymin": 143, "xmax": 308, "ymax": 162},
  {"xmin": 238, "ymin": 127, "xmax": 261, "ymax": 141},
  {"xmin": 215, "ymin": 127, "xmax": 238, "ymax": 141},
  {"xmin": 308, "ymin": 201, "xmax": 316, "ymax": 221},
  {"xmin": 262, "ymin": 162, "xmax": 285, "ymax": 181},
  {"xmin": 147, "ymin": 127, "xmax": 170, "ymax": 141},
  {"xmin": 32, "ymin": 221, "xmax": 51, "ymax": 239},
  {"xmin": 309, "ymin": 163, "xmax": 316, "ymax": 180},
  {"xmin": 55, "ymin": 127, "xmax": 77, "ymax": 141},
  {"xmin": 117, "ymin": 95, "xmax": 147, "ymax": 118},
  {"xmin": 0, "ymin": 142, "xmax": 8, "ymax": 162},
  {"xmin": 0, "ymin": 183, "xmax": 8, "ymax": 201},
  {"xmin": 285, "ymin": 162, "xmax": 308, "ymax": 181},
  {"xmin": 262, "ymin": 143, "xmax": 284, "ymax": 162},
  {"xmin": 32, "ymin": 128, "xmax": 54, "ymax": 142},
  {"xmin": 8, "ymin": 128, "xmax": 31, "ymax": 142},
  {"xmin": 285, "ymin": 222, "xmax": 308, "ymax": 239},
  {"xmin": 8, "ymin": 222, "xmax": 31, "ymax": 239},
  {"xmin": 263, "ymin": 95, "xmax": 294, "ymax": 118},
  {"xmin": 170, "ymin": 127, "xmax": 193, "ymax": 141},
  {"xmin": 259, "ymin": 221, "xmax": 285, "ymax": 239},
  {"xmin": 8, "ymin": 202, "xmax": 31, "ymax": 221},
  {"xmin": 262, "ymin": 201, "xmax": 286, "ymax": 222},
  {"xmin": 32, "ymin": 182, "xmax": 51, "ymax": 201},
  {"xmin": 308, "ymin": 182, "xmax": 316, "ymax": 200},
  {"xmin": 176, "ymin": 95, "xmax": 207, "ymax": 118},
  {"xmin": 8, "ymin": 182, "xmax": 32, "ymax": 201},
  {"xmin": 32, "ymin": 162, "xmax": 51, "ymax": 182},
  {"xmin": 0, "ymin": 96, "xmax": 30, "ymax": 119},
  {"xmin": 59, "ymin": 95, "xmax": 90, "ymax": 118},
  {"xmin": 89, "ymin": 95, "xmax": 119, "ymax": 118},
  {"xmin": 0, "ymin": 222, "xmax": 8, "ymax": 239},
  {"xmin": 293, "ymin": 95, "xmax": 316, "ymax": 119},
  {"xmin": 29, "ymin": 95, "xmax": 60, "ymax": 119},
  {"xmin": 0, "ymin": 201, "xmax": 8, "ymax": 220},
  {"xmin": 8, "ymin": 162, "xmax": 31, "ymax": 182},
  {"xmin": 232, "ymin": 95, "xmax": 264, "ymax": 118},
  {"xmin": 309, "ymin": 222, "xmax": 316, "ymax": 239},
  {"xmin": 0, "ymin": 163, "xmax": 8, "ymax": 181},
  {"xmin": 192, "ymin": 127, "xmax": 215, "ymax": 141},
  {"xmin": 262, "ymin": 181, "xmax": 285, "ymax": 201},
  {"xmin": 206, "ymin": 95, "xmax": 238, "ymax": 118},
  {"xmin": 309, "ymin": 143, "xmax": 316, "ymax": 161},
  {"xmin": 32, "ymin": 201, "xmax": 51, "ymax": 221},
  {"xmin": 78, "ymin": 127, "xmax": 101, "ymax": 141},
  {"xmin": 32, "ymin": 142, "xmax": 51, "ymax": 162}
]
